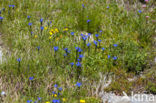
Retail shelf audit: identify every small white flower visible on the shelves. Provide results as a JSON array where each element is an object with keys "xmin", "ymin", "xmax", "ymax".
[{"xmin": 1, "ymin": 91, "xmax": 6, "ymax": 96}]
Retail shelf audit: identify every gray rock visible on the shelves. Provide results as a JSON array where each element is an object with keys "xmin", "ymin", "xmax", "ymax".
[{"xmin": 100, "ymin": 92, "xmax": 156, "ymax": 103}]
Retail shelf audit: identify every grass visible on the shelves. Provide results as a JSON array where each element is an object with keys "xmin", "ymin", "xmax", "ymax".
[{"xmin": 0, "ymin": 0, "xmax": 155, "ymax": 103}]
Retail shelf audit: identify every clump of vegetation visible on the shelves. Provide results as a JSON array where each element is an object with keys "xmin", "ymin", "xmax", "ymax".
[
  {"xmin": 146, "ymin": 82, "xmax": 156, "ymax": 94},
  {"xmin": 104, "ymin": 69, "xmax": 133, "ymax": 95},
  {"xmin": 145, "ymin": 71, "xmax": 156, "ymax": 94},
  {"xmin": 119, "ymin": 40, "xmax": 147, "ymax": 73}
]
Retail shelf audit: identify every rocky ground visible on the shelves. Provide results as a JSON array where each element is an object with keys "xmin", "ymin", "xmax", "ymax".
[
  {"xmin": 100, "ymin": 92, "xmax": 156, "ymax": 103},
  {"xmin": 98, "ymin": 74, "xmax": 156, "ymax": 103}
]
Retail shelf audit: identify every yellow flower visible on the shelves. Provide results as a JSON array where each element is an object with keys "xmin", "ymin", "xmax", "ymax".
[
  {"xmin": 51, "ymin": 29, "xmax": 54, "ymax": 32},
  {"xmin": 49, "ymin": 32, "xmax": 53, "ymax": 35},
  {"xmin": 45, "ymin": 27, "xmax": 48, "ymax": 30},
  {"xmin": 80, "ymin": 99, "xmax": 85, "ymax": 103},
  {"xmin": 63, "ymin": 28, "xmax": 68, "ymax": 31},
  {"xmin": 54, "ymin": 94, "xmax": 57, "ymax": 97},
  {"xmin": 49, "ymin": 36, "xmax": 52, "ymax": 39},
  {"xmin": 53, "ymin": 31, "xmax": 56, "ymax": 34},
  {"xmin": 34, "ymin": 35, "xmax": 38, "ymax": 38},
  {"xmin": 45, "ymin": 102, "xmax": 50, "ymax": 103},
  {"xmin": 63, "ymin": 98, "xmax": 66, "ymax": 102},
  {"xmin": 52, "ymin": 94, "xmax": 57, "ymax": 97},
  {"xmin": 55, "ymin": 28, "xmax": 59, "ymax": 33}
]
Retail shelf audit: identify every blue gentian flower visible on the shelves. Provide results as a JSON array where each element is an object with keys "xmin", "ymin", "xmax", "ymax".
[
  {"xmin": 99, "ymin": 30, "xmax": 102, "ymax": 33},
  {"xmin": 58, "ymin": 92, "xmax": 61, "ymax": 96},
  {"xmin": 82, "ymin": 36, "xmax": 87, "ymax": 41},
  {"xmin": 64, "ymin": 48, "xmax": 68, "ymax": 52},
  {"xmin": 71, "ymin": 32, "xmax": 74, "ymax": 35},
  {"xmin": 75, "ymin": 47, "xmax": 82, "ymax": 52},
  {"xmin": 58, "ymin": 87, "xmax": 62, "ymax": 91},
  {"xmin": 17, "ymin": 58, "xmax": 21, "ymax": 62},
  {"xmin": 28, "ymin": 23, "xmax": 32, "ymax": 26},
  {"xmin": 82, "ymin": 4, "xmax": 85, "ymax": 8},
  {"xmin": 27, "ymin": 100, "xmax": 32, "ymax": 103},
  {"xmin": 40, "ymin": 26, "xmax": 44, "ymax": 31},
  {"xmin": 52, "ymin": 99, "xmax": 57, "ymax": 103},
  {"xmin": 76, "ymin": 82, "xmax": 82, "ymax": 87},
  {"xmin": 98, "ymin": 39, "xmax": 101, "ymax": 43},
  {"xmin": 77, "ymin": 59, "xmax": 80, "ymax": 62},
  {"xmin": 79, "ymin": 54, "xmax": 84, "ymax": 58},
  {"xmin": 113, "ymin": 56, "xmax": 117, "ymax": 60},
  {"xmin": 87, "ymin": 19, "xmax": 91, "ymax": 23},
  {"xmin": 67, "ymin": 50, "xmax": 70, "ymax": 54},
  {"xmin": 2, "ymin": 8, "xmax": 5, "ymax": 11},
  {"xmin": 108, "ymin": 55, "xmax": 111, "ymax": 59},
  {"xmin": 80, "ymin": 33, "xmax": 84, "ymax": 37},
  {"xmin": 52, "ymin": 91, "xmax": 56, "ymax": 94},
  {"xmin": 54, "ymin": 84, "xmax": 58, "ymax": 88},
  {"xmin": 87, "ymin": 43, "xmax": 91, "ymax": 47},
  {"xmin": 12, "ymin": 5, "xmax": 15, "ymax": 8},
  {"xmin": 88, "ymin": 33, "xmax": 91, "ymax": 36},
  {"xmin": 40, "ymin": 18, "xmax": 43, "ymax": 23},
  {"xmin": 31, "ymin": 32, "xmax": 33, "ymax": 35},
  {"xmin": 138, "ymin": 10, "xmax": 142, "ymax": 13},
  {"xmin": 0, "ymin": 17, "xmax": 3, "ymax": 20},
  {"xmin": 37, "ymin": 46, "xmax": 40, "ymax": 51},
  {"xmin": 102, "ymin": 47, "xmax": 105, "ymax": 51},
  {"xmin": 113, "ymin": 44, "xmax": 118, "ymax": 47},
  {"xmin": 95, "ymin": 34, "xmax": 99, "ymax": 38},
  {"xmin": 34, "ymin": 101, "xmax": 37, "ymax": 103},
  {"xmin": 75, "ymin": 47, "xmax": 79, "ymax": 51},
  {"xmin": 64, "ymin": 53, "xmax": 67, "ymax": 57},
  {"xmin": 38, "ymin": 97, "xmax": 41, "ymax": 101},
  {"xmin": 54, "ymin": 46, "xmax": 59, "ymax": 52},
  {"xmin": 57, "ymin": 99, "xmax": 61, "ymax": 103},
  {"xmin": 9, "ymin": 5, "xmax": 15, "ymax": 8},
  {"xmin": 29, "ymin": 77, "xmax": 34, "ymax": 80},
  {"xmin": 94, "ymin": 40, "xmax": 98, "ymax": 46},
  {"xmin": 76, "ymin": 62, "xmax": 81, "ymax": 67},
  {"xmin": 107, "ymin": 6, "xmax": 109, "ymax": 9},
  {"xmin": 70, "ymin": 62, "xmax": 74, "ymax": 67},
  {"xmin": 78, "ymin": 48, "xmax": 82, "ymax": 52},
  {"xmin": 27, "ymin": 16, "xmax": 31, "ymax": 19},
  {"xmin": 52, "ymin": 99, "xmax": 60, "ymax": 103},
  {"xmin": 64, "ymin": 48, "xmax": 70, "ymax": 54}
]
